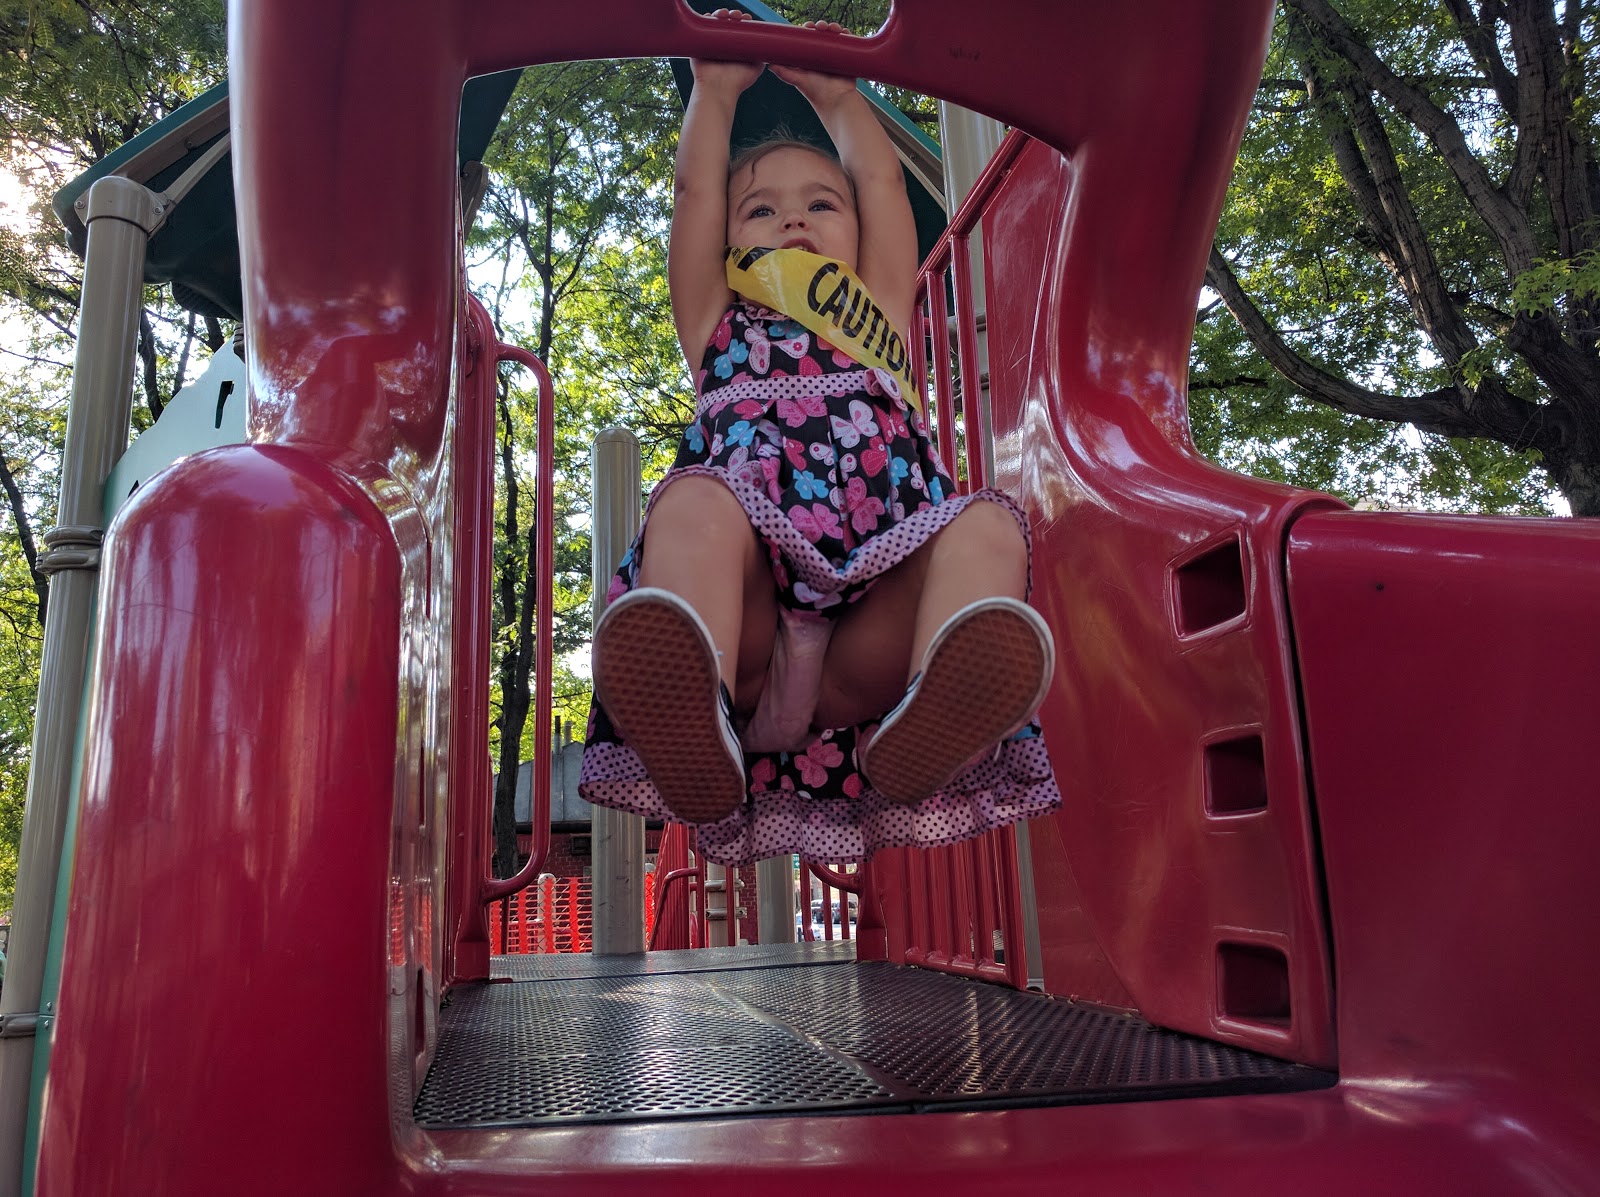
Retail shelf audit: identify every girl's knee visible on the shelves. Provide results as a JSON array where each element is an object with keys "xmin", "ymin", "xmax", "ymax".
[
  {"xmin": 654, "ymin": 473, "xmax": 740, "ymax": 517},
  {"xmin": 650, "ymin": 474, "xmax": 750, "ymax": 539},
  {"xmin": 946, "ymin": 498, "xmax": 1026, "ymax": 561}
]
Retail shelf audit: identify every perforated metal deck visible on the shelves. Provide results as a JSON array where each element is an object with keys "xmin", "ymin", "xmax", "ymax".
[{"xmin": 416, "ymin": 944, "xmax": 1332, "ymax": 1128}]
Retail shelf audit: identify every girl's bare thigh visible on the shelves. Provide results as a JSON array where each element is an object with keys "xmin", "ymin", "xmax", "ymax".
[
  {"xmin": 635, "ymin": 473, "xmax": 778, "ymax": 717},
  {"xmin": 811, "ymin": 543, "xmax": 927, "ymax": 730}
]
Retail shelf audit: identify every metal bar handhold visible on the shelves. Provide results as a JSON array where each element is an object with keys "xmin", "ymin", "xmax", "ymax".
[
  {"xmin": 483, "ymin": 344, "xmax": 557, "ymax": 903},
  {"xmin": 0, "ymin": 1015, "xmax": 41, "ymax": 1041},
  {"xmin": 35, "ymin": 525, "xmax": 104, "ymax": 575}
]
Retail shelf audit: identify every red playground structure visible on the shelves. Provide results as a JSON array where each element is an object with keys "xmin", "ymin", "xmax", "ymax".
[{"xmin": 4, "ymin": 1, "xmax": 1599, "ymax": 1193}]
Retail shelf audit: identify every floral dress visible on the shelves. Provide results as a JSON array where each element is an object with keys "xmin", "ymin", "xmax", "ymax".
[{"xmin": 579, "ymin": 298, "xmax": 1060, "ymax": 864}]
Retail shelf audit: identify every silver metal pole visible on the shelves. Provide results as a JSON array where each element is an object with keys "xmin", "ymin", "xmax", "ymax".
[
  {"xmin": 756, "ymin": 856, "xmax": 795, "ymax": 945},
  {"xmin": 937, "ymin": 104, "xmax": 1045, "ymax": 985},
  {"xmin": 937, "ymin": 102, "xmax": 1005, "ymax": 486},
  {"xmin": 704, "ymin": 862, "xmax": 729, "ymax": 947},
  {"xmin": 589, "ymin": 427, "xmax": 645, "ymax": 955},
  {"xmin": 0, "ymin": 175, "xmax": 163, "ymax": 1190}
]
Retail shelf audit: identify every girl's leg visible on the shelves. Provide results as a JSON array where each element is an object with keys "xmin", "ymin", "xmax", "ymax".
[
  {"xmin": 595, "ymin": 475, "xmax": 777, "ymax": 823},
  {"xmin": 812, "ymin": 543, "xmax": 924, "ymax": 731},
  {"xmin": 635, "ymin": 474, "xmax": 777, "ymax": 715},
  {"xmin": 814, "ymin": 498, "xmax": 1028, "ymax": 729},
  {"xmin": 817, "ymin": 498, "xmax": 1050, "ymax": 804},
  {"xmin": 905, "ymin": 498, "xmax": 1029, "ymax": 674}
]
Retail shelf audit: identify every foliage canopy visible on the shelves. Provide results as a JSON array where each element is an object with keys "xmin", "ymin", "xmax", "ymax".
[{"xmin": 1195, "ymin": 0, "xmax": 1598, "ymax": 516}]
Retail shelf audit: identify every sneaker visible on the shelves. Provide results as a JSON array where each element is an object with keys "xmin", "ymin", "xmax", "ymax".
[
  {"xmin": 862, "ymin": 596, "xmax": 1054, "ymax": 805},
  {"xmin": 592, "ymin": 587, "xmax": 746, "ymax": 822}
]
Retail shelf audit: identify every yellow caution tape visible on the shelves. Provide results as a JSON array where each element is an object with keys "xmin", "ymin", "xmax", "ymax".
[{"xmin": 725, "ymin": 246, "xmax": 921, "ymax": 411}]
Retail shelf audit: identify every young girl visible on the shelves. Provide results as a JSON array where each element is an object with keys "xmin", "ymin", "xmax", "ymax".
[{"xmin": 580, "ymin": 20, "xmax": 1061, "ymax": 865}]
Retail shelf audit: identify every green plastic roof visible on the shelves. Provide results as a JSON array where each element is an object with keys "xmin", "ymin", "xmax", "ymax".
[{"xmin": 51, "ymin": 71, "xmax": 523, "ymax": 320}]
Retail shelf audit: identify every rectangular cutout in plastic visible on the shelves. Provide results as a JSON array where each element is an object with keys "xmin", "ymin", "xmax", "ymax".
[
  {"xmin": 1204, "ymin": 734, "xmax": 1268, "ymax": 814},
  {"xmin": 1218, "ymin": 942, "xmax": 1291, "ymax": 1026},
  {"xmin": 1173, "ymin": 535, "xmax": 1247, "ymax": 636}
]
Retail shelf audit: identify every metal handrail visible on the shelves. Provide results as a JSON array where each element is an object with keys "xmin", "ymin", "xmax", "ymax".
[
  {"xmin": 882, "ymin": 128, "xmax": 1039, "ymax": 990},
  {"xmin": 805, "ymin": 860, "xmax": 860, "ymax": 893},
  {"xmin": 482, "ymin": 343, "xmax": 556, "ymax": 902},
  {"xmin": 800, "ymin": 860, "xmax": 859, "ymax": 943},
  {"xmin": 911, "ymin": 129, "xmax": 1031, "ymax": 488},
  {"xmin": 648, "ymin": 867, "xmax": 702, "ymax": 951}
]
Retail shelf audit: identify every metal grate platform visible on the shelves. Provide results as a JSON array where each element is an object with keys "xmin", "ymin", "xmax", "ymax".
[{"xmin": 417, "ymin": 946, "xmax": 1333, "ymax": 1128}]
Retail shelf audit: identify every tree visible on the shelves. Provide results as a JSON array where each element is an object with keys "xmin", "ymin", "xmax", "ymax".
[
  {"xmin": 1195, "ymin": 0, "xmax": 1599, "ymax": 515},
  {"xmin": 470, "ymin": 57, "xmax": 684, "ymax": 878},
  {"xmin": 0, "ymin": 1, "xmax": 227, "ymax": 908},
  {"xmin": 1, "ymin": 2, "xmax": 226, "ymax": 318},
  {"xmin": 0, "ymin": 365, "xmax": 62, "ymax": 911}
]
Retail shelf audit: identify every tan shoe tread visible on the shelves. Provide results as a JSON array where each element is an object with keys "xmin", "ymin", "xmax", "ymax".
[
  {"xmin": 593, "ymin": 594, "xmax": 745, "ymax": 823},
  {"xmin": 866, "ymin": 604, "xmax": 1050, "ymax": 806}
]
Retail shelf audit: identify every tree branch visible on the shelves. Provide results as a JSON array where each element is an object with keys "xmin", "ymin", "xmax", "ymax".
[
  {"xmin": 137, "ymin": 306, "xmax": 163, "ymax": 420},
  {"xmin": 171, "ymin": 309, "xmax": 196, "ymax": 403},
  {"xmin": 1286, "ymin": 0, "xmax": 1539, "ymax": 276},
  {"xmin": 1189, "ymin": 374, "xmax": 1276, "ymax": 392},
  {"xmin": 0, "ymin": 346, "xmax": 72, "ymax": 371},
  {"xmin": 1507, "ymin": 1, "xmax": 1596, "ymax": 260},
  {"xmin": 1206, "ymin": 247, "xmax": 1548, "ymax": 449},
  {"xmin": 1295, "ymin": 18, "xmax": 1482, "ymax": 365},
  {"xmin": 0, "ymin": 452, "xmax": 47, "ymax": 626},
  {"xmin": 1440, "ymin": 0, "xmax": 1521, "ymax": 120},
  {"xmin": 496, "ymin": 377, "xmax": 522, "ymax": 630},
  {"xmin": 1262, "ymin": 73, "xmax": 1500, "ymax": 96}
]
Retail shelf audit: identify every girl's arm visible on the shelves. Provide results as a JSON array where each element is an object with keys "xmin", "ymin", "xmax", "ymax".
[
  {"xmin": 773, "ymin": 57, "xmax": 918, "ymax": 338},
  {"xmin": 670, "ymin": 53, "xmax": 764, "ymax": 370}
]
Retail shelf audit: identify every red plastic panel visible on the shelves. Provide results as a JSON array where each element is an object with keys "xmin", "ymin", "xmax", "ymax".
[
  {"xmin": 39, "ymin": 1, "xmax": 472, "ymax": 1184},
  {"xmin": 981, "ymin": 134, "xmax": 1339, "ymax": 1066},
  {"xmin": 37, "ymin": 448, "xmax": 413, "ymax": 1194},
  {"xmin": 231, "ymin": 0, "xmax": 462, "ymax": 466},
  {"xmin": 1288, "ymin": 512, "xmax": 1600, "ymax": 1127},
  {"xmin": 1025, "ymin": 815, "xmax": 1137, "ymax": 1010},
  {"xmin": 414, "ymin": 1085, "xmax": 1598, "ymax": 1195},
  {"xmin": 446, "ymin": 300, "xmax": 500, "ymax": 982}
]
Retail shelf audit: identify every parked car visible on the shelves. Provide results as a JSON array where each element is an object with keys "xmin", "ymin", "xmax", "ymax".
[{"xmin": 797, "ymin": 896, "xmax": 858, "ymax": 941}]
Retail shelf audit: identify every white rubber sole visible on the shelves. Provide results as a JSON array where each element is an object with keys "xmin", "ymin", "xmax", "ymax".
[
  {"xmin": 592, "ymin": 587, "xmax": 745, "ymax": 822},
  {"xmin": 862, "ymin": 597, "xmax": 1054, "ymax": 806}
]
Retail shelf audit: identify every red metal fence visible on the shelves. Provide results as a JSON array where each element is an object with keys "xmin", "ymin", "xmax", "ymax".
[
  {"xmin": 492, "ymin": 826, "xmax": 717, "ymax": 954},
  {"xmin": 489, "ymin": 875, "xmax": 592, "ymax": 954},
  {"xmin": 855, "ymin": 131, "xmax": 1040, "ymax": 991}
]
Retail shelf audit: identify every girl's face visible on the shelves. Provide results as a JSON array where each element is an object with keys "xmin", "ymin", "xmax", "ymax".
[{"xmin": 726, "ymin": 146, "xmax": 860, "ymax": 269}]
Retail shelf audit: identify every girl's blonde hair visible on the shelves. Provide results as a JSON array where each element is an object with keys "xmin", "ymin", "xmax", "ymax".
[{"xmin": 728, "ymin": 136, "xmax": 858, "ymax": 203}]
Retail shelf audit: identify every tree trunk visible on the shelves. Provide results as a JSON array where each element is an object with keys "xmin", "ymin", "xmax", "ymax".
[
  {"xmin": 137, "ymin": 308, "xmax": 164, "ymax": 421},
  {"xmin": 492, "ymin": 533, "xmax": 540, "ymax": 879},
  {"xmin": 0, "ymin": 453, "xmax": 47, "ymax": 626},
  {"xmin": 491, "ymin": 371, "xmax": 531, "ymax": 880}
]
